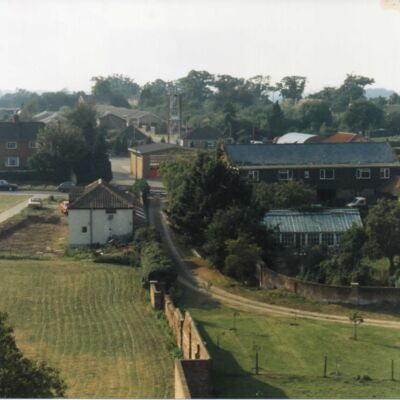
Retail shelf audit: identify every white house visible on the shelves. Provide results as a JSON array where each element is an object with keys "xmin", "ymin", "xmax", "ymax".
[{"xmin": 68, "ymin": 179, "xmax": 145, "ymax": 246}]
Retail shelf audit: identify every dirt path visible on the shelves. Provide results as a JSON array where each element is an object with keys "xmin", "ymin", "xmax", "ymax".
[
  {"xmin": 149, "ymin": 197, "xmax": 400, "ymax": 330},
  {"xmin": 0, "ymin": 198, "xmax": 30, "ymax": 224}
]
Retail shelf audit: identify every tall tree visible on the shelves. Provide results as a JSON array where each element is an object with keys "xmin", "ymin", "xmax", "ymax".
[
  {"xmin": 267, "ymin": 102, "xmax": 285, "ymax": 135},
  {"xmin": 298, "ymin": 99, "xmax": 332, "ymax": 132},
  {"xmin": 276, "ymin": 76, "xmax": 307, "ymax": 101},
  {"xmin": 0, "ymin": 312, "xmax": 66, "ymax": 397},
  {"xmin": 344, "ymin": 99, "xmax": 384, "ymax": 135}
]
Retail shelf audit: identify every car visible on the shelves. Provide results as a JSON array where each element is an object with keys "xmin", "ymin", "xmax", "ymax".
[
  {"xmin": 28, "ymin": 197, "xmax": 43, "ymax": 209},
  {"xmin": 346, "ymin": 196, "xmax": 367, "ymax": 208},
  {"xmin": 59, "ymin": 200, "xmax": 69, "ymax": 215},
  {"xmin": 0, "ymin": 179, "xmax": 18, "ymax": 191},
  {"xmin": 57, "ymin": 181, "xmax": 76, "ymax": 193}
]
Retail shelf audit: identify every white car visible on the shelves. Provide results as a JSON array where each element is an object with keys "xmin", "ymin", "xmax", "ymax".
[
  {"xmin": 346, "ymin": 196, "xmax": 367, "ymax": 208},
  {"xmin": 28, "ymin": 197, "xmax": 43, "ymax": 209}
]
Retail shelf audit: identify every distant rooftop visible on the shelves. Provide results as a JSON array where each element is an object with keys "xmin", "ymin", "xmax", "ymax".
[
  {"xmin": 129, "ymin": 142, "xmax": 178, "ymax": 155},
  {"xmin": 264, "ymin": 208, "xmax": 363, "ymax": 233},
  {"xmin": 322, "ymin": 132, "xmax": 370, "ymax": 144},
  {"xmin": 224, "ymin": 142, "xmax": 400, "ymax": 167},
  {"xmin": 275, "ymin": 132, "xmax": 319, "ymax": 144},
  {"xmin": 96, "ymin": 105, "xmax": 162, "ymax": 122},
  {"xmin": 0, "ymin": 121, "xmax": 44, "ymax": 141}
]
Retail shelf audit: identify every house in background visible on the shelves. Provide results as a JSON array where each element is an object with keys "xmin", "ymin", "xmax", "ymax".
[
  {"xmin": 322, "ymin": 132, "xmax": 370, "ymax": 143},
  {"xmin": 0, "ymin": 121, "xmax": 44, "ymax": 169},
  {"xmin": 272, "ymin": 132, "xmax": 321, "ymax": 144},
  {"xmin": 120, "ymin": 125, "xmax": 150, "ymax": 146},
  {"xmin": 33, "ymin": 111, "xmax": 67, "ymax": 125},
  {"xmin": 68, "ymin": 179, "xmax": 145, "ymax": 246},
  {"xmin": 264, "ymin": 208, "xmax": 363, "ymax": 248},
  {"xmin": 179, "ymin": 126, "xmax": 225, "ymax": 149},
  {"xmin": 223, "ymin": 142, "xmax": 400, "ymax": 200}
]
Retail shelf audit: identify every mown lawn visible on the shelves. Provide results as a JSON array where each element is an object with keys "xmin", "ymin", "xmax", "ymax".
[
  {"xmin": 0, "ymin": 259, "xmax": 174, "ymax": 398},
  {"xmin": 180, "ymin": 287, "xmax": 400, "ymax": 398},
  {"xmin": 0, "ymin": 194, "xmax": 30, "ymax": 213}
]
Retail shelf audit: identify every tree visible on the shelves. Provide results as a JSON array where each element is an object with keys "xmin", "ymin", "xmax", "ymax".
[
  {"xmin": 349, "ymin": 311, "xmax": 363, "ymax": 340},
  {"xmin": 224, "ymin": 234, "xmax": 262, "ymax": 283},
  {"xmin": 177, "ymin": 70, "xmax": 214, "ymax": 106},
  {"xmin": 29, "ymin": 124, "xmax": 86, "ymax": 181},
  {"xmin": 344, "ymin": 100, "xmax": 384, "ymax": 135},
  {"xmin": 130, "ymin": 179, "xmax": 150, "ymax": 203},
  {"xmin": 0, "ymin": 312, "xmax": 66, "ymax": 397},
  {"xmin": 139, "ymin": 79, "xmax": 168, "ymax": 108},
  {"xmin": 276, "ymin": 76, "xmax": 307, "ymax": 101},
  {"xmin": 66, "ymin": 102, "xmax": 97, "ymax": 145},
  {"xmin": 267, "ymin": 102, "xmax": 285, "ymax": 136},
  {"xmin": 92, "ymin": 133, "xmax": 112, "ymax": 181},
  {"xmin": 365, "ymin": 200, "xmax": 400, "ymax": 275},
  {"xmin": 298, "ymin": 99, "xmax": 332, "ymax": 132}
]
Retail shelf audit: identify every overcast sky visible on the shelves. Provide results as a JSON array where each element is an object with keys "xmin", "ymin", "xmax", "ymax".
[{"xmin": 0, "ymin": 0, "xmax": 400, "ymax": 94}]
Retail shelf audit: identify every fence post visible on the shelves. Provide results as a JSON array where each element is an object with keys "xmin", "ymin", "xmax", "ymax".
[
  {"xmin": 323, "ymin": 355, "xmax": 328, "ymax": 378},
  {"xmin": 392, "ymin": 360, "xmax": 395, "ymax": 381}
]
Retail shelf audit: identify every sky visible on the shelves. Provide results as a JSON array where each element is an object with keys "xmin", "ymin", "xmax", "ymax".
[{"xmin": 0, "ymin": 0, "xmax": 400, "ymax": 94}]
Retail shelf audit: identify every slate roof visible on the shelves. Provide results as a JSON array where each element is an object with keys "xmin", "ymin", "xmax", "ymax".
[
  {"xmin": 264, "ymin": 209, "xmax": 363, "ymax": 233},
  {"xmin": 121, "ymin": 125, "xmax": 149, "ymax": 141},
  {"xmin": 69, "ymin": 179, "xmax": 137, "ymax": 210},
  {"xmin": 224, "ymin": 142, "xmax": 400, "ymax": 167},
  {"xmin": 182, "ymin": 126, "xmax": 223, "ymax": 140},
  {"xmin": 0, "ymin": 121, "xmax": 44, "ymax": 141},
  {"xmin": 129, "ymin": 142, "xmax": 178, "ymax": 155}
]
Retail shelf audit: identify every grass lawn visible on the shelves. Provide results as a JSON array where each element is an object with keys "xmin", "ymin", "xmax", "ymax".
[
  {"xmin": 179, "ymin": 287, "xmax": 400, "ymax": 398},
  {"xmin": 0, "ymin": 194, "xmax": 30, "ymax": 213},
  {"xmin": 0, "ymin": 258, "xmax": 174, "ymax": 398}
]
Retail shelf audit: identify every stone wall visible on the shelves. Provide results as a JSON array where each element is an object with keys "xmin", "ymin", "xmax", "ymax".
[
  {"xmin": 257, "ymin": 263, "xmax": 400, "ymax": 306},
  {"xmin": 150, "ymin": 282, "xmax": 213, "ymax": 398}
]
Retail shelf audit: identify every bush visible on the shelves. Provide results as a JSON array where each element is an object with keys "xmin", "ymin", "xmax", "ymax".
[
  {"xmin": 93, "ymin": 255, "xmax": 131, "ymax": 266},
  {"xmin": 0, "ymin": 170, "xmax": 59, "ymax": 183}
]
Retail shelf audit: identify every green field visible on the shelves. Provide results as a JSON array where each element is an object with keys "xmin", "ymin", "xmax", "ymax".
[
  {"xmin": 0, "ymin": 194, "xmax": 30, "ymax": 213},
  {"xmin": 180, "ymin": 287, "xmax": 400, "ymax": 398},
  {"xmin": 0, "ymin": 259, "xmax": 173, "ymax": 398}
]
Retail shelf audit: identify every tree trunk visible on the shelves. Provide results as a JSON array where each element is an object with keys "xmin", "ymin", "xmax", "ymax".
[{"xmin": 389, "ymin": 255, "xmax": 396, "ymax": 276}]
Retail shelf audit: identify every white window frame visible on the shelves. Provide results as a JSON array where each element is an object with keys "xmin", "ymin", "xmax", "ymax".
[
  {"xmin": 380, "ymin": 168, "xmax": 390, "ymax": 179},
  {"xmin": 248, "ymin": 170, "xmax": 259, "ymax": 182},
  {"xmin": 5, "ymin": 157, "xmax": 20, "ymax": 167},
  {"xmin": 320, "ymin": 169, "xmax": 335, "ymax": 180},
  {"xmin": 356, "ymin": 168, "xmax": 371, "ymax": 180},
  {"xmin": 278, "ymin": 169, "xmax": 293, "ymax": 181},
  {"xmin": 304, "ymin": 170, "xmax": 310, "ymax": 179},
  {"xmin": 6, "ymin": 141, "xmax": 17, "ymax": 149}
]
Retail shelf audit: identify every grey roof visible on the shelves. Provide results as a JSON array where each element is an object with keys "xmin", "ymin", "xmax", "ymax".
[
  {"xmin": 129, "ymin": 142, "xmax": 177, "ymax": 155},
  {"xmin": 96, "ymin": 105, "xmax": 162, "ymax": 122},
  {"xmin": 0, "ymin": 121, "xmax": 44, "ymax": 141},
  {"xmin": 182, "ymin": 126, "xmax": 223, "ymax": 140},
  {"xmin": 121, "ymin": 125, "xmax": 149, "ymax": 141},
  {"xmin": 225, "ymin": 142, "xmax": 400, "ymax": 166},
  {"xmin": 33, "ymin": 111, "xmax": 67, "ymax": 125},
  {"xmin": 264, "ymin": 209, "xmax": 363, "ymax": 234}
]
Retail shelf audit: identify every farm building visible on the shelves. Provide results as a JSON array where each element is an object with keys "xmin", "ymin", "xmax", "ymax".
[
  {"xmin": 129, "ymin": 143, "xmax": 193, "ymax": 179},
  {"xmin": 68, "ymin": 179, "xmax": 145, "ymax": 246},
  {"xmin": 272, "ymin": 132, "xmax": 321, "ymax": 144},
  {"xmin": 264, "ymin": 208, "xmax": 363, "ymax": 248},
  {"xmin": 179, "ymin": 126, "xmax": 225, "ymax": 149},
  {"xmin": 223, "ymin": 142, "xmax": 400, "ymax": 200}
]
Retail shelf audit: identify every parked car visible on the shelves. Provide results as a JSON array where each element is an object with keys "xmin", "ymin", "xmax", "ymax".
[
  {"xmin": 57, "ymin": 181, "xmax": 76, "ymax": 193},
  {"xmin": 0, "ymin": 179, "xmax": 18, "ymax": 191},
  {"xmin": 59, "ymin": 200, "xmax": 69, "ymax": 215},
  {"xmin": 28, "ymin": 197, "xmax": 43, "ymax": 209},
  {"xmin": 346, "ymin": 196, "xmax": 367, "ymax": 208}
]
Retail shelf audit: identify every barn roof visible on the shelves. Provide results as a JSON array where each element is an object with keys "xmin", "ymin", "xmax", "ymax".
[
  {"xmin": 224, "ymin": 142, "xmax": 400, "ymax": 167},
  {"xmin": 275, "ymin": 132, "xmax": 318, "ymax": 144},
  {"xmin": 322, "ymin": 132, "xmax": 370, "ymax": 143},
  {"xmin": 264, "ymin": 209, "xmax": 363, "ymax": 233}
]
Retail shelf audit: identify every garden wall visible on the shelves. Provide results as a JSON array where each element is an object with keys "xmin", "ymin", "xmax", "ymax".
[
  {"xmin": 150, "ymin": 282, "xmax": 213, "ymax": 399},
  {"xmin": 257, "ymin": 263, "xmax": 400, "ymax": 306}
]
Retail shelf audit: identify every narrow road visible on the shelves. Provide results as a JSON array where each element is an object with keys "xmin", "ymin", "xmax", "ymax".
[
  {"xmin": 0, "ymin": 198, "xmax": 30, "ymax": 224},
  {"xmin": 149, "ymin": 197, "xmax": 400, "ymax": 330}
]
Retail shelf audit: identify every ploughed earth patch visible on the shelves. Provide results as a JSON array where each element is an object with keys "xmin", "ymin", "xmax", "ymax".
[{"xmin": 0, "ymin": 206, "xmax": 68, "ymax": 255}]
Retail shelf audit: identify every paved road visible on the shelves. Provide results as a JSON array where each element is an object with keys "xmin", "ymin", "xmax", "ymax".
[{"xmin": 148, "ymin": 197, "xmax": 400, "ymax": 330}]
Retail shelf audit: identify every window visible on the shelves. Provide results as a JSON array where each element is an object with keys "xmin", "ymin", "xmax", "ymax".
[
  {"xmin": 29, "ymin": 141, "xmax": 37, "ymax": 149},
  {"xmin": 308, "ymin": 233, "xmax": 320, "ymax": 246},
  {"xmin": 248, "ymin": 170, "xmax": 259, "ymax": 182},
  {"xmin": 304, "ymin": 170, "xmax": 310, "ymax": 179},
  {"xmin": 356, "ymin": 168, "xmax": 371, "ymax": 179},
  {"xmin": 207, "ymin": 141, "xmax": 215, "ymax": 149},
  {"xmin": 320, "ymin": 169, "xmax": 335, "ymax": 180},
  {"xmin": 321, "ymin": 233, "xmax": 334, "ymax": 246},
  {"xmin": 6, "ymin": 142, "xmax": 17, "ymax": 149},
  {"xmin": 335, "ymin": 233, "xmax": 343, "ymax": 245},
  {"xmin": 5, "ymin": 157, "xmax": 19, "ymax": 167},
  {"xmin": 82, "ymin": 227, "xmax": 87, "ymax": 233},
  {"xmin": 278, "ymin": 170, "xmax": 293, "ymax": 181},
  {"xmin": 380, "ymin": 168, "xmax": 390, "ymax": 179},
  {"xmin": 281, "ymin": 233, "xmax": 294, "ymax": 246}
]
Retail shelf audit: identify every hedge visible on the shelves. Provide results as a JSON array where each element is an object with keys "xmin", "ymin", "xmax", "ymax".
[{"xmin": 0, "ymin": 170, "xmax": 59, "ymax": 183}]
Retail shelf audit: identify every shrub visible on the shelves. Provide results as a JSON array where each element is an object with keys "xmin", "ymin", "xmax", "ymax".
[{"xmin": 93, "ymin": 255, "xmax": 131, "ymax": 265}]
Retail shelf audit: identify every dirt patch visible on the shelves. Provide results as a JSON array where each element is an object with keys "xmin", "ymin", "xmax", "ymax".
[{"xmin": 0, "ymin": 208, "xmax": 68, "ymax": 256}]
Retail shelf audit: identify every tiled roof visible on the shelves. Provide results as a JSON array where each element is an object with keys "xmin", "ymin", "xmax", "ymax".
[
  {"xmin": 224, "ymin": 142, "xmax": 400, "ymax": 167},
  {"xmin": 69, "ymin": 179, "xmax": 137, "ymax": 209},
  {"xmin": 182, "ymin": 126, "xmax": 223, "ymax": 140},
  {"xmin": 0, "ymin": 121, "xmax": 44, "ymax": 141},
  {"xmin": 264, "ymin": 208, "xmax": 363, "ymax": 233},
  {"xmin": 322, "ymin": 132, "xmax": 370, "ymax": 143},
  {"xmin": 129, "ymin": 142, "xmax": 178, "ymax": 155}
]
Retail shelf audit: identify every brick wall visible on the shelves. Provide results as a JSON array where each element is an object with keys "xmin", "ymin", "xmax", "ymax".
[{"xmin": 257, "ymin": 263, "xmax": 400, "ymax": 306}]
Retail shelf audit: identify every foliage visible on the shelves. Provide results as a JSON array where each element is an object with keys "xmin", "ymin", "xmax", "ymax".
[
  {"xmin": 298, "ymin": 99, "xmax": 332, "ymax": 132},
  {"xmin": 130, "ymin": 179, "xmax": 150, "ymax": 203},
  {"xmin": 224, "ymin": 234, "xmax": 262, "ymax": 283},
  {"xmin": 344, "ymin": 100, "xmax": 384, "ymax": 134},
  {"xmin": 365, "ymin": 200, "xmax": 400, "ymax": 275},
  {"xmin": 276, "ymin": 76, "xmax": 307, "ymax": 101},
  {"xmin": 0, "ymin": 312, "xmax": 66, "ymax": 398},
  {"xmin": 252, "ymin": 181, "xmax": 317, "ymax": 212}
]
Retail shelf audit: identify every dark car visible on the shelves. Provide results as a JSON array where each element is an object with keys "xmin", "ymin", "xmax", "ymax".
[
  {"xmin": 57, "ymin": 181, "xmax": 76, "ymax": 193},
  {"xmin": 0, "ymin": 179, "xmax": 18, "ymax": 191}
]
